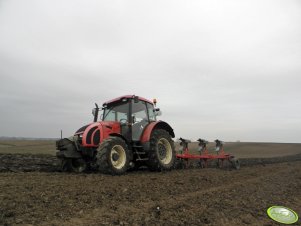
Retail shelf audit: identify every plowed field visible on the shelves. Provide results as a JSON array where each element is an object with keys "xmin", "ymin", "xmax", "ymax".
[{"xmin": 0, "ymin": 141, "xmax": 300, "ymax": 226}]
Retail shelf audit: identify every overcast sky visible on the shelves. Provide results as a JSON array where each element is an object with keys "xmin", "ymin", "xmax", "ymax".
[{"xmin": 0, "ymin": 0, "xmax": 300, "ymax": 142}]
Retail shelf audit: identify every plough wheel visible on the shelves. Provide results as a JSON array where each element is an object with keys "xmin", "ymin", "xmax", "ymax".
[
  {"xmin": 231, "ymin": 158, "xmax": 240, "ymax": 170},
  {"xmin": 174, "ymin": 158, "xmax": 186, "ymax": 169},
  {"xmin": 200, "ymin": 159, "xmax": 206, "ymax": 168},
  {"xmin": 217, "ymin": 159, "xmax": 223, "ymax": 168}
]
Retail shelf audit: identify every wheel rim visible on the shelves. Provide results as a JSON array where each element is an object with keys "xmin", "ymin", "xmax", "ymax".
[
  {"xmin": 157, "ymin": 138, "xmax": 172, "ymax": 165},
  {"xmin": 110, "ymin": 145, "xmax": 126, "ymax": 169}
]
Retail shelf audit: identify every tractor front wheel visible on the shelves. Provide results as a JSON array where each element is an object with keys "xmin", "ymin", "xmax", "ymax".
[
  {"xmin": 147, "ymin": 129, "xmax": 176, "ymax": 171},
  {"xmin": 96, "ymin": 137, "xmax": 130, "ymax": 175},
  {"xmin": 58, "ymin": 158, "xmax": 87, "ymax": 173}
]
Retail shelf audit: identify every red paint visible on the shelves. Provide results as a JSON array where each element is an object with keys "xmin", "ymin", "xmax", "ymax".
[
  {"xmin": 74, "ymin": 96, "xmax": 173, "ymax": 148},
  {"xmin": 81, "ymin": 122, "xmax": 101, "ymax": 147},
  {"xmin": 100, "ymin": 121, "xmax": 121, "ymax": 141},
  {"xmin": 176, "ymin": 142, "xmax": 234, "ymax": 168},
  {"xmin": 79, "ymin": 121, "xmax": 121, "ymax": 147},
  {"xmin": 140, "ymin": 121, "xmax": 158, "ymax": 143},
  {"xmin": 103, "ymin": 95, "xmax": 153, "ymax": 105}
]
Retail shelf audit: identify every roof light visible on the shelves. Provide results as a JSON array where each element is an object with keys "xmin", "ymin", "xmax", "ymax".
[{"xmin": 153, "ymin": 98, "xmax": 157, "ymax": 106}]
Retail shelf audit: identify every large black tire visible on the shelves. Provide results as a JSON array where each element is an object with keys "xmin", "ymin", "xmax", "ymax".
[
  {"xmin": 147, "ymin": 129, "xmax": 176, "ymax": 171},
  {"xmin": 96, "ymin": 136, "xmax": 130, "ymax": 175},
  {"xmin": 58, "ymin": 158, "xmax": 87, "ymax": 173}
]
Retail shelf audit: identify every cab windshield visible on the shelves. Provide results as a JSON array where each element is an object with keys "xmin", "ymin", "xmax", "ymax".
[
  {"xmin": 102, "ymin": 99, "xmax": 156, "ymax": 122},
  {"xmin": 103, "ymin": 101, "xmax": 128, "ymax": 122}
]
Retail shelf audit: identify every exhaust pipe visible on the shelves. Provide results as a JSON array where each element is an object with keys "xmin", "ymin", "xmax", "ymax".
[{"xmin": 93, "ymin": 103, "xmax": 99, "ymax": 122}]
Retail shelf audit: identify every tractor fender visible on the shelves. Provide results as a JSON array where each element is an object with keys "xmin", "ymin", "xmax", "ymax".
[
  {"xmin": 108, "ymin": 133, "xmax": 128, "ymax": 143},
  {"xmin": 140, "ymin": 121, "xmax": 175, "ymax": 144}
]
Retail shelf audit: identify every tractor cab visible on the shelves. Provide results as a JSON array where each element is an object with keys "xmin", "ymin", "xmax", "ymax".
[{"xmin": 93, "ymin": 95, "xmax": 161, "ymax": 142}]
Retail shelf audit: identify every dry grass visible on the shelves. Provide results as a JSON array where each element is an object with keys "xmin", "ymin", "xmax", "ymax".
[
  {"xmin": 0, "ymin": 140, "xmax": 56, "ymax": 155},
  {"xmin": 0, "ymin": 139, "xmax": 301, "ymax": 158},
  {"xmin": 176, "ymin": 141, "xmax": 301, "ymax": 158}
]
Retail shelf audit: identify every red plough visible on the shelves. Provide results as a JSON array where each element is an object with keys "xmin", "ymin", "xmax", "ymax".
[{"xmin": 176, "ymin": 138, "xmax": 240, "ymax": 169}]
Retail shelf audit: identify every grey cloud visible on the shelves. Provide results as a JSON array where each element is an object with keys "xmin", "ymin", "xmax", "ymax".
[{"xmin": 0, "ymin": 0, "xmax": 301, "ymax": 142}]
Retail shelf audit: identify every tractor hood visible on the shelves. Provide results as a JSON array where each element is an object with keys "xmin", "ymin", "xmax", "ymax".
[{"xmin": 74, "ymin": 121, "xmax": 121, "ymax": 147}]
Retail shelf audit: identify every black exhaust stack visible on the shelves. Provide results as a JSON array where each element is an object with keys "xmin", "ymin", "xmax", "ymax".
[{"xmin": 93, "ymin": 103, "xmax": 99, "ymax": 122}]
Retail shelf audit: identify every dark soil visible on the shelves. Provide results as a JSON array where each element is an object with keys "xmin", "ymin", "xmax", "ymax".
[
  {"xmin": 1, "ymin": 153, "xmax": 301, "ymax": 172},
  {"xmin": 0, "ymin": 154, "xmax": 57, "ymax": 172},
  {"xmin": 0, "ymin": 154, "xmax": 301, "ymax": 226}
]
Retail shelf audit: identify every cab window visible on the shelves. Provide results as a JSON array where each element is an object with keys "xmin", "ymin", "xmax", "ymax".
[
  {"xmin": 132, "ymin": 100, "xmax": 148, "ymax": 123},
  {"xmin": 146, "ymin": 103, "xmax": 156, "ymax": 121},
  {"xmin": 103, "ymin": 101, "xmax": 129, "ymax": 122}
]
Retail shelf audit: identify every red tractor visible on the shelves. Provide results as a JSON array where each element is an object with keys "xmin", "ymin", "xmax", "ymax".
[{"xmin": 56, "ymin": 95, "xmax": 176, "ymax": 175}]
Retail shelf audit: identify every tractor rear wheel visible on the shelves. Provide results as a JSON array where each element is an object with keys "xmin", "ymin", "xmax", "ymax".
[
  {"xmin": 58, "ymin": 158, "xmax": 87, "ymax": 173},
  {"xmin": 96, "ymin": 136, "xmax": 130, "ymax": 175},
  {"xmin": 147, "ymin": 129, "xmax": 176, "ymax": 171}
]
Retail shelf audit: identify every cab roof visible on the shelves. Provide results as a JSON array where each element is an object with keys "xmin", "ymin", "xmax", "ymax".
[{"xmin": 103, "ymin": 95, "xmax": 153, "ymax": 106}]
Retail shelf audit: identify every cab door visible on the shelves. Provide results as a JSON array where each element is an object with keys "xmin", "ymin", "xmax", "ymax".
[{"xmin": 131, "ymin": 100, "xmax": 149, "ymax": 141}]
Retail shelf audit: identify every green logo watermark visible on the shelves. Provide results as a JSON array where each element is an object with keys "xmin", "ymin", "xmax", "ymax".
[{"xmin": 267, "ymin": 206, "xmax": 298, "ymax": 224}]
